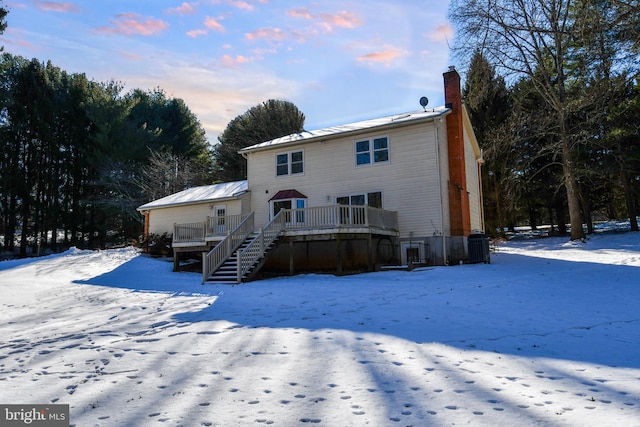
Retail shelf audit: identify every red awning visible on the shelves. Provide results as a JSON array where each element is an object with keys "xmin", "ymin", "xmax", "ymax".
[{"xmin": 269, "ymin": 189, "xmax": 307, "ymax": 201}]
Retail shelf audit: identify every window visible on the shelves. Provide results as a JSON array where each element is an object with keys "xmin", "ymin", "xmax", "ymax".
[
  {"xmin": 270, "ymin": 198, "xmax": 306, "ymax": 224},
  {"xmin": 337, "ymin": 191, "xmax": 382, "ymax": 208},
  {"xmin": 355, "ymin": 136, "xmax": 389, "ymax": 166},
  {"xmin": 276, "ymin": 150, "xmax": 304, "ymax": 176},
  {"xmin": 336, "ymin": 192, "xmax": 382, "ymax": 225}
]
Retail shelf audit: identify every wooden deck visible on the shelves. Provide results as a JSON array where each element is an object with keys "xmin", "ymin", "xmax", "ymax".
[
  {"xmin": 173, "ymin": 213, "xmax": 250, "ymax": 248},
  {"xmin": 173, "ymin": 205, "xmax": 398, "ymax": 248},
  {"xmin": 171, "ymin": 206, "xmax": 399, "ymax": 283}
]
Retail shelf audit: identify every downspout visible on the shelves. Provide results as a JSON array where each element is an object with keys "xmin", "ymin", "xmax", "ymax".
[
  {"xmin": 478, "ymin": 149, "xmax": 485, "ymax": 233},
  {"xmin": 434, "ymin": 121, "xmax": 448, "ymax": 265}
]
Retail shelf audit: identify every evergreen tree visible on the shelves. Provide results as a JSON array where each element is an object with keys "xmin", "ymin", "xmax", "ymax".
[
  {"xmin": 463, "ymin": 51, "xmax": 512, "ymax": 236},
  {"xmin": 213, "ymin": 99, "xmax": 305, "ymax": 182}
]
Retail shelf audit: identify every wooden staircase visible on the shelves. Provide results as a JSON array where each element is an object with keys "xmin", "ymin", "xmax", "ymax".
[
  {"xmin": 203, "ymin": 211, "xmax": 286, "ymax": 284},
  {"xmin": 205, "ymin": 233, "xmax": 281, "ymax": 283}
]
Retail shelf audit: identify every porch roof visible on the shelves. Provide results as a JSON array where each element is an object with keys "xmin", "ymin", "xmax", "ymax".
[
  {"xmin": 137, "ymin": 180, "xmax": 248, "ymax": 211},
  {"xmin": 269, "ymin": 189, "xmax": 307, "ymax": 201}
]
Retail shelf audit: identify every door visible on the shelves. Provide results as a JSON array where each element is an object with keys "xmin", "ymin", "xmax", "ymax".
[{"xmin": 213, "ymin": 205, "xmax": 226, "ymax": 234}]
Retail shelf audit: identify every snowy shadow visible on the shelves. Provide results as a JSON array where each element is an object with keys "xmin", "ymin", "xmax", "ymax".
[
  {"xmin": 75, "ymin": 248, "xmax": 640, "ymax": 369},
  {"xmin": 74, "ymin": 254, "xmax": 206, "ymax": 296},
  {"xmin": 0, "ymin": 250, "xmax": 69, "ymax": 271}
]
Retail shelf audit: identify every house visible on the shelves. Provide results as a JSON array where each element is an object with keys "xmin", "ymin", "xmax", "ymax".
[
  {"xmin": 137, "ymin": 66, "xmax": 485, "ymax": 282},
  {"xmin": 136, "ymin": 180, "xmax": 250, "ymax": 265}
]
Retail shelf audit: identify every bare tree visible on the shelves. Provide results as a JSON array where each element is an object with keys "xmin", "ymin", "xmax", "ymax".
[
  {"xmin": 137, "ymin": 148, "xmax": 211, "ymax": 202},
  {"xmin": 450, "ymin": 0, "xmax": 590, "ymax": 238}
]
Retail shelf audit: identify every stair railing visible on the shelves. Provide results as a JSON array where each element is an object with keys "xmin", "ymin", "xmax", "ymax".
[
  {"xmin": 236, "ymin": 209, "xmax": 286, "ymax": 282},
  {"xmin": 202, "ymin": 212, "xmax": 254, "ymax": 282}
]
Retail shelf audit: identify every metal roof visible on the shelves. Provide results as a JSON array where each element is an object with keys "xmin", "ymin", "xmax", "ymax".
[
  {"xmin": 137, "ymin": 180, "xmax": 248, "ymax": 211},
  {"xmin": 268, "ymin": 189, "xmax": 307, "ymax": 201},
  {"xmin": 239, "ymin": 106, "xmax": 450, "ymax": 154}
]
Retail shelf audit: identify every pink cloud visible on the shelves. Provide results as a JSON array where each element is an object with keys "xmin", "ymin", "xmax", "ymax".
[
  {"xmin": 1, "ymin": 29, "xmax": 39, "ymax": 51},
  {"xmin": 96, "ymin": 13, "xmax": 169, "ymax": 37},
  {"xmin": 287, "ymin": 7, "xmax": 313, "ymax": 20},
  {"xmin": 187, "ymin": 29, "xmax": 208, "ymax": 38},
  {"xmin": 287, "ymin": 7, "xmax": 362, "ymax": 33},
  {"xmin": 220, "ymin": 53, "xmax": 254, "ymax": 68},
  {"xmin": 34, "ymin": 1, "xmax": 79, "ymax": 13},
  {"xmin": 425, "ymin": 23, "xmax": 453, "ymax": 42},
  {"xmin": 356, "ymin": 48, "xmax": 404, "ymax": 65},
  {"xmin": 210, "ymin": 0, "xmax": 265, "ymax": 11},
  {"xmin": 245, "ymin": 27, "xmax": 287, "ymax": 42},
  {"xmin": 117, "ymin": 50, "xmax": 142, "ymax": 61},
  {"xmin": 166, "ymin": 2, "xmax": 197, "ymax": 15},
  {"xmin": 319, "ymin": 11, "xmax": 361, "ymax": 30},
  {"xmin": 204, "ymin": 16, "xmax": 226, "ymax": 32},
  {"xmin": 227, "ymin": 0, "xmax": 254, "ymax": 11}
]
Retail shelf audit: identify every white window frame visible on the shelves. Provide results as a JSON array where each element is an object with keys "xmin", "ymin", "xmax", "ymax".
[
  {"xmin": 355, "ymin": 136, "xmax": 389, "ymax": 167},
  {"xmin": 336, "ymin": 191, "xmax": 383, "ymax": 208},
  {"xmin": 276, "ymin": 149, "xmax": 304, "ymax": 177},
  {"xmin": 269, "ymin": 198, "xmax": 306, "ymax": 224}
]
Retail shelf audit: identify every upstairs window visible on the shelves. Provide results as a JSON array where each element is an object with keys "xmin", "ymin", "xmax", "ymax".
[
  {"xmin": 355, "ymin": 136, "xmax": 389, "ymax": 166},
  {"xmin": 276, "ymin": 150, "xmax": 304, "ymax": 176}
]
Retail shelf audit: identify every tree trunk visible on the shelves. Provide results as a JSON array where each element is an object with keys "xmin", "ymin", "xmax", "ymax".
[
  {"xmin": 579, "ymin": 184, "xmax": 594, "ymax": 234},
  {"xmin": 561, "ymin": 134, "xmax": 585, "ymax": 240},
  {"xmin": 622, "ymin": 169, "xmax": 639, "ymax": 232}
]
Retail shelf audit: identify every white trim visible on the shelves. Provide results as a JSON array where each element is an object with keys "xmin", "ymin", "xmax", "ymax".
[
  {"xmin": 275, "ymin": 149, "xmax": 305, "ymax": 177},
  {"xmin": 335, "ymin": 191, "xmax": 383, "ymax": 208},
  {"xmin": 401, "ymin": 241, "xmax": 424, "ymax": 265},
  {"xmin": 354, "ymin": 135, "xmax": 390, "ymax": 167}
]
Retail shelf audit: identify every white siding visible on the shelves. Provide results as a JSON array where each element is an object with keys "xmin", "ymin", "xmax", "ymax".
[
  {"xmin": 465, "ymin": 139, "xmax": 483, "ymax": 232},
  {"xmin": 246, "ymin": 119, "xmax": 448, "ymax": 238},
  {"xmin": 436, "ymin": 119, "xmax": 451, "ymax": 236},
  {"xmin": 463, "ymin": 108, "xmax": 484, "ymax": 233},
  {"xmin": 147, "ymin": 195, "xmax": 249, "ymax": 236}
]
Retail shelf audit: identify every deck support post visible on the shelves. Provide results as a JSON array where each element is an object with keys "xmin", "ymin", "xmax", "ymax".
[
  {"xmin": 289, "ymin": 239, "xmax": 295, "ymax": 276},
  {"xmin": 367, "ymin": 234, "xmax": 373, "ymax": 271},
  {"xmin": 336, "ymin": 234, "xmax": 343, "ymax": 274},
  {"xmin": 173, "ymin": 250, "xmax": 179, "ymax": 272}
]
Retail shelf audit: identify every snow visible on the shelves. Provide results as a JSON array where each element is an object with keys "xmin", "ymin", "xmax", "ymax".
[
  {"xmin": 136, "ymin": 180, "xmax": 248, "ymax": 211},
  {"xmin": 1, "ymin": 231, "xmax": 639, "ymax": 426},
  {"xmin": 239, "ymin": 107, "xmax": 450, "ymax": 153}
]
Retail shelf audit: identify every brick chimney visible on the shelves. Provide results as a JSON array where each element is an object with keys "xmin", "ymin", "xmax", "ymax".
[{"xmin": 443, "ymin": 66, "xmax": 472, "ymax": 237}]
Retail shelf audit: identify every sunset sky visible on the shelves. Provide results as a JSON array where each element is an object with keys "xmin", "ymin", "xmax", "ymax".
[{"xmin": 1, "ymin": 0, "xmax": 455, "ymax": 144}]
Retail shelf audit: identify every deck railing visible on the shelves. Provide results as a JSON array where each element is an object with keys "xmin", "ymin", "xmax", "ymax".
[
  {"xmin": 183, "ymin": 205, "xmax": 398, "ymax": 282},
  {"xmin": 283, "ymin": 205, "xmax": 398, "ymax": 232},
  {"xmin": 205, "ymin": 213, "xmax": 248, "ymax": 239},
  {"xmin": 202, "ymin": 212, "xmax": 254, "ymax": 282},
  {"xmin": 236, "ymin": 210, "xmax": 286, "ymax": 282},
  {"xmin": 175, "ymin": 213, "xmax": 250, "ymax": 244},
  {"xmin": 173, "ymin": 222, "xmax": 205, "ymax": 244}
]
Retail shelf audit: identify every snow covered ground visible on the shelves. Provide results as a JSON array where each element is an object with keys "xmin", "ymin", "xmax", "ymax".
[{"xmin": 1, "ymin": 230, "xmax": 639, "ymax": 426}]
